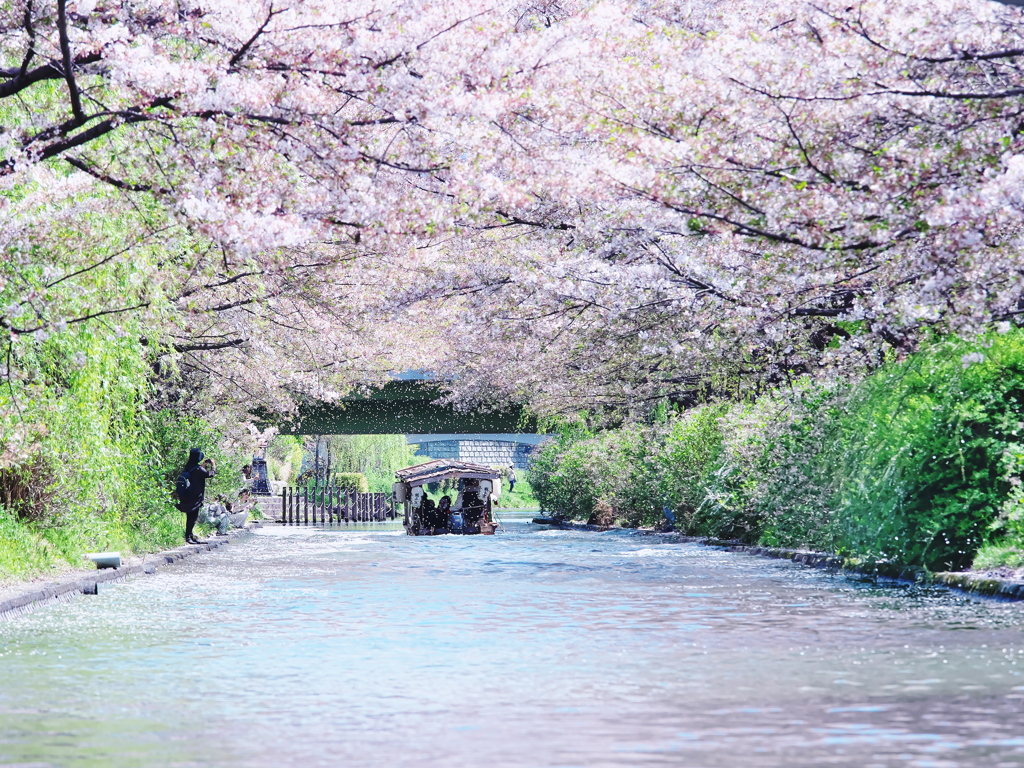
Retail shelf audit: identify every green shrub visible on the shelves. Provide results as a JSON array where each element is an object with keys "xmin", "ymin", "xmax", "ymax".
[
  {"xmin": 527, "ymin": 329, "xmax": 1024, "ymax": 570},
  {"xmin": 529, "ymin": 412, "xmax": 725, "ymax": 527},
  {"xmin": 695, "ymin": 385, "xmax": 845, "ymax": 546},
  {"xmin": 832, "ymin": 331, "xmax": 1024, "ymax": 570},
  {"xmin": 334, "ymin": 472, "xmax": 370, "ymax": 493}
]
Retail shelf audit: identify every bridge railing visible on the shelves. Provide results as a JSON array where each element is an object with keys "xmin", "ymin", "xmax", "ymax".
[{"xmin": 279, "ymin": 487, "xmax": 394, "ymax": 525}]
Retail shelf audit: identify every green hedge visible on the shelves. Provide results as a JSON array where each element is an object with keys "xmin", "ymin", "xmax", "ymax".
[{"xmin": 530, "ymin": 330, "xmax": 1024, "ymax": 571}]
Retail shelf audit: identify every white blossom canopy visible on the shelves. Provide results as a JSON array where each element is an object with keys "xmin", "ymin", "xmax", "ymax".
[{"xmin": 2, "ymin": 0, "xmax": 1023, "ymax": 429}]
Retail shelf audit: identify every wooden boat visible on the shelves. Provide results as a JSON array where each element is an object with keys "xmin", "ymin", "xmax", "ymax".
[{"xmin": 393, "ymin": 459, "xmax": 501, "ymax": 536}]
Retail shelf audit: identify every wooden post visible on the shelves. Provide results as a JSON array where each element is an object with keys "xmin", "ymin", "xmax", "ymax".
[{"xmin": 280, "ymin": 487, "xmax": 286, "ymax": 524}]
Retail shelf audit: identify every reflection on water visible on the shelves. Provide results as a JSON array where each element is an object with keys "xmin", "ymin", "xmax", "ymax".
[{"xmin": 1, "ymin": 521, "xmax": 1023, "ymax": 767}]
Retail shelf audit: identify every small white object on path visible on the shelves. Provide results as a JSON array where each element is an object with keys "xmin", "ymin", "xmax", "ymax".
[{"xmin": 84, "ymin": 552, "xmax": 122, "ymax": 569}]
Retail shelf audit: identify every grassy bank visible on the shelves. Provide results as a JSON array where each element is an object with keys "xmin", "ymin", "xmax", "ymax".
[
  {"xmin": 0, "ymin": 325, "xmax": 243, "ymax": 581},
  {"xmin": 531, "ymin": 330, "xmax": 1024, "ymax": 572}
]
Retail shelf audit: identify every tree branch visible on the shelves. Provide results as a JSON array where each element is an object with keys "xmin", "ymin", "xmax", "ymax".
[
  {"xmin": 56, "ymin": 0, "xmax": 85, "ymax": 124},
  {"xmin": 228, "ymin": 5, "xmax": 287, "ymax": 71},
  {"xmin": 173, "ymin": 338, "xmax": 247, "ymax": 353},
  {"xmin": 0, "ymin": 52, "xmax": 102, "ymax": 100},
  {"xmin": 65, "ymin": 156, "xmax": 168, "ymax": 193},
  {"xmin": 18, "ymin": 0, "xmax": 36, "ymax": 78}
]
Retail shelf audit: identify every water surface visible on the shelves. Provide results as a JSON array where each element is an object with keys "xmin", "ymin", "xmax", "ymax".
[{"xmin": 2, "ymin": 520, "xmax": 1023, "ymax": 767}]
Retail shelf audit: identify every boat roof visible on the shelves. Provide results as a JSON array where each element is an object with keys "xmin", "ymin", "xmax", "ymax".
[{"xmin": 395, "ymin": 459, "xmax": 500, "ymax": 487}]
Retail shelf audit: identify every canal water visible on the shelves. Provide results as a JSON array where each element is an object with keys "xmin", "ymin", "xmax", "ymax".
[{"xmin": 1, "ymin": 521, "xmax": 1023, "ymax": 768}]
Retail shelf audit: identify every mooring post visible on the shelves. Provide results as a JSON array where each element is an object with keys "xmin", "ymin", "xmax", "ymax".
[{"xmin": 280, "ymin": 487, "xmax": 286, "ymax": 524}]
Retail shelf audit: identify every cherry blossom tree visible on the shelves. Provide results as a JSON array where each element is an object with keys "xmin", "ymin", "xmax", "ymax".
[
  {"xmin": 0, "ymin": 0, "xmax": 542, "ymax": 424},
  {"xmin": 4, "ymin": 0, "xmax": 1024, "ymax": 428},
  {"xmin": 375, "ymin": 0, "xmax": 1024, "ymax": 417}
]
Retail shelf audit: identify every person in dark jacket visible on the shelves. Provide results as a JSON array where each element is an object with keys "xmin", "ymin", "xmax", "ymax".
[{"xmin": 176, "ymin": 448, "xmax": 216, "ymax": 544}]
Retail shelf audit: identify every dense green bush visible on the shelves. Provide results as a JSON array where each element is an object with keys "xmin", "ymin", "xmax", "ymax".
[
  {"xmin": 334, "ymin": 472, "xmax": 370, "ymax": 493},
  {"xmin": 833, "ymin": 332, "xmax": 1024, "ymax": 570},
  {"xmin": 697, "ymin": 385, "xmax": 845, "ymax": 547},
  {"xmin": 530, "ymin": 409, "xmax": 725, "ymax": 527},
  {"xmin": 0, "ymin": 324, "xmax": 242, "ymax": 579},
  {"xmin": 530, "ymin": 424, "xmax": 599, "ymax": 520},
  {"xmin": 530, "ymin": 330, "xmax": 1024, "ymax": 571}
]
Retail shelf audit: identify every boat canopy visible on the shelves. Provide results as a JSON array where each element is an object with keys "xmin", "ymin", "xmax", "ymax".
[{"xmin": 395, "ymin": 459, "xmax": 500, "ymax": 488}]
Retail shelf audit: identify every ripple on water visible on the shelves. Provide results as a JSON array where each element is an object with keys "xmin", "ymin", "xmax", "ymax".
[{"xmin": 1, "ymin": 523, "xmax": 1023, "ymax": 767}]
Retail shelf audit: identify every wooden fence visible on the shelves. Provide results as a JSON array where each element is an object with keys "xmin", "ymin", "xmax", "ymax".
[{"xmin": 279, "ymin": 487, "xmax": 394, "ymax": 525}]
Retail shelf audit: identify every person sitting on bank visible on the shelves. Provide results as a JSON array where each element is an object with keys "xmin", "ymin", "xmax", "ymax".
[
  {"xmin": 226, "ymin": 488, "xmax": 253, "ymax": 530},
  {"xmin": 202, "ymin": 493, "xmax": 250, "ymax": 536}
]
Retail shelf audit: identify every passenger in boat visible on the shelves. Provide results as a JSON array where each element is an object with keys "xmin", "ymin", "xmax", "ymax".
[
  {"xmin": 436, "ymin": 495, "xmax": 452, "ymax": 532},
  {"xmin": 461, "ymin": 479, "xmax": 483, "ymax": 533},
  {"xmin": 422, "ymin": 497, "xmax": 439, "ymax": 532}
]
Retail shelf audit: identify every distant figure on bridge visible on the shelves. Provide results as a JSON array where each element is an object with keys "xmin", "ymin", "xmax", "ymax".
[
  {"xmin": 508, "ymin": 465, "xmax": 517, "ymax": 493},
  {"xmin": 174, "ymin": 448, "xmax": 215, "ymax": 545}
]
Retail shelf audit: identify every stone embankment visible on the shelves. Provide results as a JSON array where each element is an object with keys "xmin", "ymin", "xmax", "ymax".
[
  {"xmin": 532, "ymin": 518, "xmax": 1024, "ymax": 601},
  {"xmin": 0, "ymin": 526, "xmax": 258, "ymax": 621}
]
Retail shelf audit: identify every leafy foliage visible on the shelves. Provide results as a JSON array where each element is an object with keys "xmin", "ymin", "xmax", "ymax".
[
  {"xmin": 0, "ymin": 323, "xmax": 245, "ymax": 578},
  {"xmin": 334, "ymin": 472, "xmax": 370, "ymax": 493},
  {"xmin": 531, "ymin": 410, "xmax": 725, "ymax": 527},
  {"xmin": 531, "ymin": 331, "xmax": 1024, "ymax": 570}
]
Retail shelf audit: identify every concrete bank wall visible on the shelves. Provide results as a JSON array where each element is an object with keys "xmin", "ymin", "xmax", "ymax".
[{"xmin": 0, "ymin": 527, "xmax": 255, "ymax": 621}]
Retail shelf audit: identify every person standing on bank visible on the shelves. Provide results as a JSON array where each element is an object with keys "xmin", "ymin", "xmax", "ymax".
[
  {"xmin": 175, "ymin": 448, "xmax": 216, "ymax": 544},
  {"xmin": 508, "ymin": 465, "xmax": 517, "ymax": 493}
]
